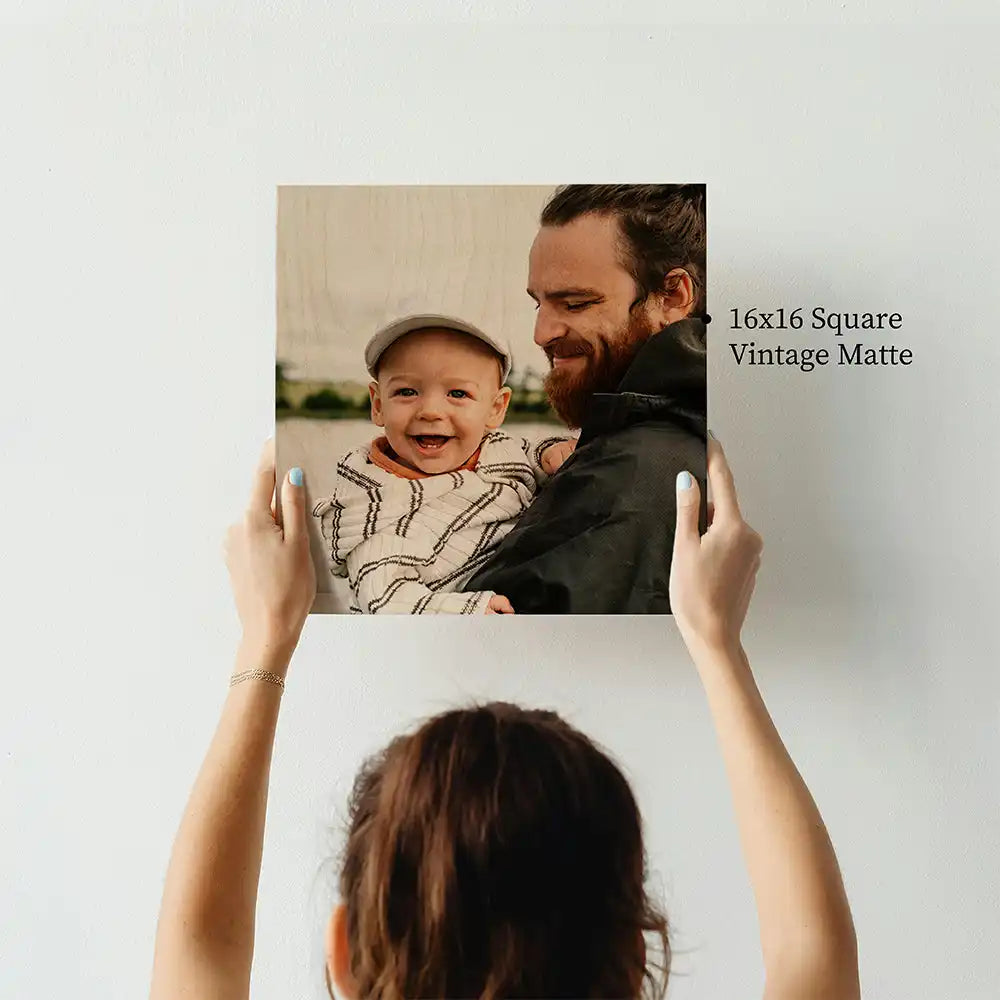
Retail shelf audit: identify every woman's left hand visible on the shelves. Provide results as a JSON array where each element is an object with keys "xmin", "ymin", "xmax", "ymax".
[{"xmin": 223, "ymin": 440, "xmax": 317, "ymax": 659}]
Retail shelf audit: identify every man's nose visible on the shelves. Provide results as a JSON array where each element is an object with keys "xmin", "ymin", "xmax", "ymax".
[{"xmin": 534, "ymin": 306, "xmax": 566, "ymax": 348}]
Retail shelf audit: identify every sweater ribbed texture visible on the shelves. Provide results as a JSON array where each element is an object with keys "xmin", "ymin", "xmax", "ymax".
[{"xmin": 312, "ymin": 430, "xmax": 568, "ymax": 614}]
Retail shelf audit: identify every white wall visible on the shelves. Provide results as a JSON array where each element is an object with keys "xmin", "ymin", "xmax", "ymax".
[{"xmin": 2, "ymin": 10, "xmax": 999, "ymax": 1000}]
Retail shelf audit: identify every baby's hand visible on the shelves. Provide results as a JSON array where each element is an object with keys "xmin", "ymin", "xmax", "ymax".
[
  {"xmin": 486, "ymin": 594, "xmax": 515, "ymax": 614},
  {"xmin": 541, "ymin": 438, "xmax": 577, "ymax": 475}
]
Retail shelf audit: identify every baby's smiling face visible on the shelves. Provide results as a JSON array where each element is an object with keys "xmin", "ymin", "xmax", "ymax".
[{"xmin": 369, "ymin": 328, "xmax": 512, "ymax": 475}]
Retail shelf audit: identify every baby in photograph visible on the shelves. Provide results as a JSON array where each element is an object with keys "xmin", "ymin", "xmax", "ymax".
[{"xmin": 312, "ymin": 315, "xmax": 575, "ymax": 614}]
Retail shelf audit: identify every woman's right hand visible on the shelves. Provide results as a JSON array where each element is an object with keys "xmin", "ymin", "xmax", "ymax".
[
  {"xmin": 669, "ymin": 436, "xmax": 762, "ymax": 656},
  {"xmin": 671, "ymin": 438, "xmax": 860, "ymax": 1000}
]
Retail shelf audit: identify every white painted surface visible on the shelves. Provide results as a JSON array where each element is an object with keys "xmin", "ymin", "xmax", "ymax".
[{"xmin": 2, "ymin": 11, "xmax": 998, "ymax": 1000}]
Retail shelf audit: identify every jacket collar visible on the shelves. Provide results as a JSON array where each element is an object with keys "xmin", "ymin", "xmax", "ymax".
[{"xmin": 577, "ymin": 317, "xmax": 708, "ymax": 445}]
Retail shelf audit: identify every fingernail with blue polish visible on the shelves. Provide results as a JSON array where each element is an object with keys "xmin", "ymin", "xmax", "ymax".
[
  {"xmin": 290, "ymin": 467, "xmax": 303, "ymax": 487},
  {"xmin": 708, "ymin": 429, "xmax": 717, "ymax": 440},
  {"xmin": 677, "ymin": 471, "xmax": 693, "ymax": 490}
]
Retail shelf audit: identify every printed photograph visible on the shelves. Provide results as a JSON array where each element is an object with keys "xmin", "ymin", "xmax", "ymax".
[{"xmin": 276, "ymin": 185, "xmax": 708, "ymax": 614}]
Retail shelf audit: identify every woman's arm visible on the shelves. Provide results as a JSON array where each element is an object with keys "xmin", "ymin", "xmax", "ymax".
[
  {"xmin": 149, "ymin": 445, "xmax": 316, "ymax": 1000},
  {"xmin": 670, "ymin": 439, "xmax": 860, "ymax": 1000},
  {"xmin": 691, "ymin": 643, "xmax": 859, "ymax": 1000}
]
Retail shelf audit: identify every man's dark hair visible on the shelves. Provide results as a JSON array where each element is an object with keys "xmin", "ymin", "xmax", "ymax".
[{"xmin": 540, "ymin": 184, "xmax": 707, "ymax": 319}]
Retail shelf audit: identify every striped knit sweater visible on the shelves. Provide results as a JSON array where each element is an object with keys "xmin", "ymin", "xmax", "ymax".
[{"xmin": 312, "ymin": 430, "xmax": 569, "ymax": 614}]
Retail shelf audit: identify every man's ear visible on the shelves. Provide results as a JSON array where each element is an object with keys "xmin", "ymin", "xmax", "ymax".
[
  {"xmin": 369, "ymin": 381, "xmax": 384, "ymax": 427},
  {"xmin": 649, "ymin": 267, "xmax": 696, "ymax": 327},
  {"xmin": 325, "ymin": 903, "xmax": 357, "ymax": 999},
  {"xmin": 486, "ymin": 386, "xmax": 513, "ymax": 429}
]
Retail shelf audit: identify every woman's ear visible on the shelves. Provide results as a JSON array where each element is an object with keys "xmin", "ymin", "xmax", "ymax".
[
  {"xmin": 325, "ymin": 903, "xmax": 357, "ymax": 999},
  {"xmin": 650, "ymin": 267, "xmax": 696, "ymax": 327},
  {"xmin": 486, "ymin": 386, "xmax": 513, "ymax": 430},
  {"xmin": 369, "ymin": 381, "xmax": 384, "ymax": 427}
]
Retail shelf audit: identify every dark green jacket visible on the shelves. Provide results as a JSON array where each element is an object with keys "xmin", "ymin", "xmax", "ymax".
[{"xmin": 466, "ymin": 317, "xmax": 708, "ymax": 613}]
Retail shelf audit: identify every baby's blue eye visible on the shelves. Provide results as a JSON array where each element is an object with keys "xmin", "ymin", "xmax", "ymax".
[
  {"xmin": 393, "ymin": 387, "xmax": 417, "ymax": 397},
  {"xmin": 448, "ymin": 389, "xmax": 469, "ymax": 399}
]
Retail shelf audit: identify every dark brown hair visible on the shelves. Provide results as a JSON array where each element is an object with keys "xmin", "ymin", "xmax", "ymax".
[
  {"xmin": 540, "ymin": 184, "xmax": 707, "ymax": 320},
  {"xmin": 338, "ymin": 702, "xmax": 669, "ymax": 999}
]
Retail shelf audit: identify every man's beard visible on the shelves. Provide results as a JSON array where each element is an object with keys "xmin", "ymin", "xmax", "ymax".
[{"xmin": 543, "ymin": 311, "xmax": 658, "ymax": 429}]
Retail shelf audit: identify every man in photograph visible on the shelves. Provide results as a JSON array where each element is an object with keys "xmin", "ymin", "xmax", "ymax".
[{"xmin": 466, "ymin": 184, "xmax": 709, "ymax": 613}]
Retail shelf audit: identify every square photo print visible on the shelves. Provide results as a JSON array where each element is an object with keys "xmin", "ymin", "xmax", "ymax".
[{"xmin": 276, "ymin": 184, "xmax": 708, "ymax": 614}]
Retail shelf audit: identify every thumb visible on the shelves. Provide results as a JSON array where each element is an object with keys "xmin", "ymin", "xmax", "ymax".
[
  {"xmin": 280, "ymin": 466, "xmax": 307, "ymax": 544},
  {"xmin": 673, "ymin": 470, "xmax": 701, "ymax": 553}
]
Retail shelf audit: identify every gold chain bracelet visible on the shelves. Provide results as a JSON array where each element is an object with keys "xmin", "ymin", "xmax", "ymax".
[{"xmin": 230, "ymin": 668, "xmax": 286, "ymax": 691}]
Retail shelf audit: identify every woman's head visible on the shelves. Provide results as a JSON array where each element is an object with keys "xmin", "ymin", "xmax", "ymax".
[{"xmin": 327, "ymin": 702, "xmax": 669, "ymax": 999}]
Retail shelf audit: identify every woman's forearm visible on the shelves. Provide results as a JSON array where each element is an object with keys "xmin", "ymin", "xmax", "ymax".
[
  {"xmin": 691, "ymin": 641, "xmax": 859, "ymax": 998},
  {"xmin": 150, "ymin": 636, "xmax": 293, "ymax": 1000}
]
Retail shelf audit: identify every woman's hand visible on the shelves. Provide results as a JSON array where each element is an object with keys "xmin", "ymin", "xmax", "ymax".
[
  {"xmin": 669, "ymin": 436, "xmax": 762, "ymax": 656},
  {"xmin": 223, "ymin": 440, "xmax": 317, "ymax": 658},
  {"xmin": 669, "ymin": 438, "xmax": 860, "ymax": 1000},
  {"xmin": 151, "ymin": 441, "xmax": 317, "ymax": 1000}
]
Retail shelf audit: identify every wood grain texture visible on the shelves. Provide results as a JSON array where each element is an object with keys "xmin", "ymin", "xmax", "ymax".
[
  {"xmin": 277, "ymin": 185, "xmax": 554, "ymax": 383},
  {"xmin": 276, "ymin": 186, "xmax": 558, "ymax": 612}
]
